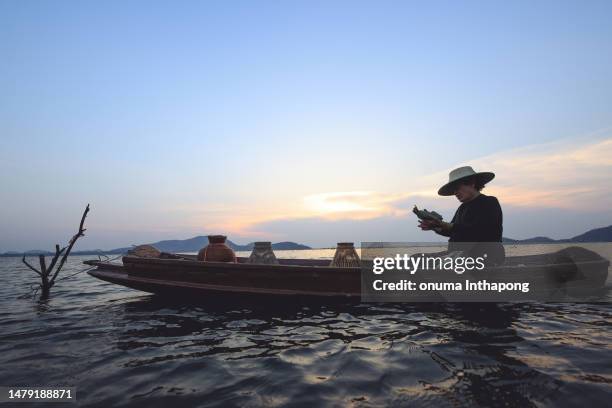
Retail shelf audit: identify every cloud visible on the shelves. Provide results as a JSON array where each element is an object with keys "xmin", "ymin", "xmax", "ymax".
[
  {"xmin": 10, "ymin": 134, "xmax": 607, "ymax": 251},
  {"xmin": 237, "ymin": 134, "xmax": 612, "ymax": 244},
  {"xmin": 241, "ymin": 207, "xmax": 612, "ymax": 247},
  {"xmin": 245, "ymin": 215, "xmax": 445, "ymax": 247},
  {"xmin": 467, "ymin": 136, "xmax": 612, "ymax": 210},
  {"xmin": 303, "ymin": 191, "xmax": 409, "ymax": 219}
]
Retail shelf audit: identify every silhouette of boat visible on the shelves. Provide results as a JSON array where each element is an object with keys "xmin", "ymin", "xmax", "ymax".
[{"xmin": 85, "ymin": 246, "xmax": 609, "ymax": 300}]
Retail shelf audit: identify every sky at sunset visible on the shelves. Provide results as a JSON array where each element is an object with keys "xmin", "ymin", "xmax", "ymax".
[{"xmin": 1, "ymin": 1, "xmax": 612, "ymax": 251}]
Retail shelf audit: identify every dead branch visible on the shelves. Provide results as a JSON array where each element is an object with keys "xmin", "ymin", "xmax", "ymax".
[
  {"xmin": 21, "ymin": 204, "xmax": 90, "ymax": 297},
  {"xmin": 45, "ymin": 244, "xmax": 66, "ymax": 282},
  {"xmin": 22, "ymin": 255, "xmax": 42, "ymax": 276},
  {"xmin": 38, "ymin": 255, "xmax": 47, "ymax": 275},
  {"xmin": 50, "ymin": 204, "xmax": 90, "ymax": 287}
]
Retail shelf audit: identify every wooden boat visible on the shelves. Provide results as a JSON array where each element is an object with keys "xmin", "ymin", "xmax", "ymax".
[
  {"xmin": 86, "ymin": 255, "xmax": 361, "ymax": 297},
  {"xmin": 85, "ymin": 247, "xmax": 609, "ymax": 300}
]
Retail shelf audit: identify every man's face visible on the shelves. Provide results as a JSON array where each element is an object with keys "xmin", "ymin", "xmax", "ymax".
[{"xmin": 454, "ymin": 182, "xmax": 478, "ymax": 203}]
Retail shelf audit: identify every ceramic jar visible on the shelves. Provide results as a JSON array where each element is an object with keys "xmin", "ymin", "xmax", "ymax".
[
  {"xmin": 198, "ymin": 235, "xmax": 237, "ymax": 262},
  {"xmin": 247, "ymin": 242, "xmax": 279, "ymax": 265},
  {"xmin": 330, "ymin": 242, "xmax": 360, "ymax": 267}
]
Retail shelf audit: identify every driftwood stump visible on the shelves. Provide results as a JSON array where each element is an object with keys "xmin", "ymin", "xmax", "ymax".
[{"xmin": 22, "ymin": 204, "xmax": 90, "ymax": 299}]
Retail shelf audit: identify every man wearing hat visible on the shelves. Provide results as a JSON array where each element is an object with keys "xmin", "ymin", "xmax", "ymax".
[{"xmin": 419, "ymin": 166, "xmax": 505, "ymax": 265}]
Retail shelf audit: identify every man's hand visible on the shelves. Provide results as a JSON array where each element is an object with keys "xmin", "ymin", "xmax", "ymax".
[
  {"xmin": 419, "ymin": 219, "xmax": 452, "ymax": 232},
  {"xmin": 418, "ymin": 219, "xmax": 440, "ymax": 230}
]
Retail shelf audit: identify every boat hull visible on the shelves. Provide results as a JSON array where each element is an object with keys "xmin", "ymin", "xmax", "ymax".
[
  {"xmin": 86, "ymin": 248, "xmax": 610, "ymax": 300},
  {"xmin": 88, "ymin": 268, "xmax": 360, "ymax": 298}
]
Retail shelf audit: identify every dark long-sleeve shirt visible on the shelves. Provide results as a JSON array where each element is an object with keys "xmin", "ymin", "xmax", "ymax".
[{"xmin": 436, "ymin": 194, "xmax": 505, "ymax": 264}]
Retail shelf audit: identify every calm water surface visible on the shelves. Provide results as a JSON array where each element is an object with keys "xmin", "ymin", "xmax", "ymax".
[{"xmin": 0, "ymin": 248, "xmax": 611, "ymax": 407}]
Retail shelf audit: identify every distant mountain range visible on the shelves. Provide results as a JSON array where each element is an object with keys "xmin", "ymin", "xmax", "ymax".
[
  {"xmin": 502, "ymin": 225, "xmax": 612, "ymax": 244},
  {"xmin": 1, "ymin": 236, "xmax": 311, "ymax": 257},
  {"xmin": 2, "ymin": 225, "xmax": 612, "ymax": 257}
]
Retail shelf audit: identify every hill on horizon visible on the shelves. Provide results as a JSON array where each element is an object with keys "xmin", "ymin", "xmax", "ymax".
[
  {"xmin": 568, "ymin": 225, "xmax": 612, "ymax": 242},
  {"xmin": 504, "ymin": 225, "xmax": 612, "ymax": 243},
  {"xmin": 91, "ymin": 236, "xmax": 312, "ymax": 255},
  {"xmin": 3, "ymin": 237, "xmax": 310, "ymax": 256},
  {"xmin": 2, "ymin": 225, "xmax": 612, "ymax": 256}
]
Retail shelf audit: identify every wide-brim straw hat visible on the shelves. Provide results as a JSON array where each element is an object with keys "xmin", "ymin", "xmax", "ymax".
[{"xmin": 438, "ymin": 166, "xmax": 495, "ymax": 196}]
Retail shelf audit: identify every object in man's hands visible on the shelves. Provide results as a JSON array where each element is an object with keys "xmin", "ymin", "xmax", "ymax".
[{"xmin": 413, "ymin": 205, "xmax": 443, "ymax": 221}]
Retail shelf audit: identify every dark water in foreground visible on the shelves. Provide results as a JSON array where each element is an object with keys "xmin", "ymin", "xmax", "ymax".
[{"xmin": 0, "ymin": 254, "xmax": 611, "ymax": 407}]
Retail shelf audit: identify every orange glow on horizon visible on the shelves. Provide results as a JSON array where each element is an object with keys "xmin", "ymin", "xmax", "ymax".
[{"xmin": 169, "ymin": 136, "xmax": 612, "ymax": 237}]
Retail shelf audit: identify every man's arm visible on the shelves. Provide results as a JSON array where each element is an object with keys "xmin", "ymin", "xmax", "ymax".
[{"xmin": 434, "ymin": 222, "xmax": 453, "ymax": 237}]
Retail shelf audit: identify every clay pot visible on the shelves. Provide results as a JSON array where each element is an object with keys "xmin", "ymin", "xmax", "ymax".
[
  {"xmin": 198, "ymin": 235, "xmax": 237, "ymax": 262},
  {"xmin": 330, "ymin": 242, "xmax": 360, "ymax": 267},
  {"xmin": 247, "ymin": 242, "xmax": 279, "ymax": 265}
]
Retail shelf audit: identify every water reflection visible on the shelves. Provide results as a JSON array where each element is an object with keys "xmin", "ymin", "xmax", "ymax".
[
  {"xmin": 1, "ymin": 256, "xmax": 610, "ymax": 407},
  {"xmin": 103, "ymin": 296, "xmax": 571, "ymax": 405}
]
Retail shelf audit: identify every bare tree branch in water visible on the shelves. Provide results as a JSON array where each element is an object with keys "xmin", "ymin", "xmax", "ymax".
[
  {"xmin": 22, "ymin": 204, "xmax": 90, "ymax": 298},
  {"xmin": 21, "ymin": 255, "xmax": 43, "ymax": 277}
]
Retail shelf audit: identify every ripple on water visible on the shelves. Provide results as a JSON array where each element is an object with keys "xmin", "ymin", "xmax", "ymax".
[{"xmin": 0, "ymin": 255, "xmax": 611, "ymax": 406}]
